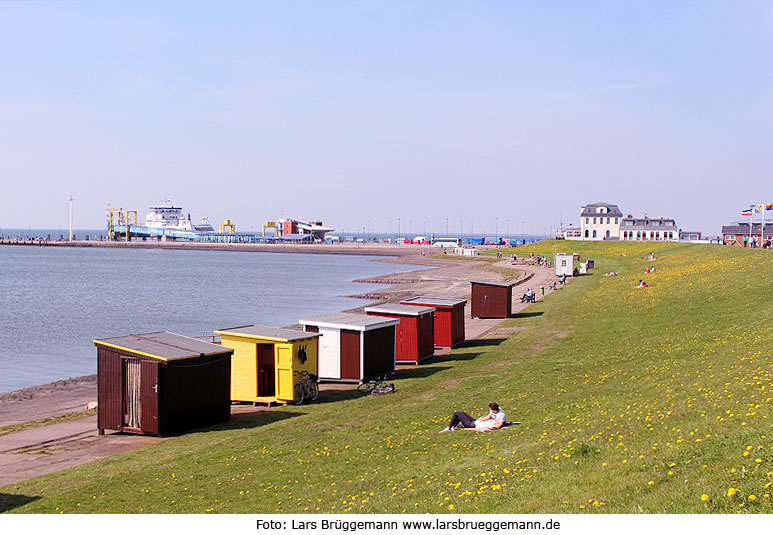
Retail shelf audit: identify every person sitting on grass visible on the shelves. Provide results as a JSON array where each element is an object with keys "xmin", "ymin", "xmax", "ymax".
[
  {"xmin": 638, "ymin": 279, "xmax": 648, "ymax": 288},
  {"xmin": 440, "ymin": 402, "xmax": 506, "ymax": 433}
]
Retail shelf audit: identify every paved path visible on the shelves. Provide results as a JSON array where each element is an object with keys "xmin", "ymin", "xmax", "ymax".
[{"xmin": 0, "ymin": 257, "xmax": 567, "ymax": 487}]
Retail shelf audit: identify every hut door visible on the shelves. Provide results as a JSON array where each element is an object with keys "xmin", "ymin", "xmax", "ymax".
[
  {"xmin": 340, "ymin": 329, "xmax": 361, "ymax": 380},
  {"xmin": 318, "ymin": 328, "xmax": 340, "ymax": 379},
  {"xmin": 140, "ymin": 360, "xmax": 159, "ymax": 435},
  {"xmin": 123, "ymin": 359, "xmax": 142, "ymax": 429},
  {"xmin": 256, "ymin": 343, "xmax": 275, "ymax": 397}
]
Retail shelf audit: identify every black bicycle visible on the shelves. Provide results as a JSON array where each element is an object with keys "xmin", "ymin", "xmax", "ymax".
[
  {"xmin": 357, "ymin": 375, "xmax": 395, "ymax": 395},
  {"xmin": 293, "ymin": 370, "xmax": 319, "ymax": 405}
]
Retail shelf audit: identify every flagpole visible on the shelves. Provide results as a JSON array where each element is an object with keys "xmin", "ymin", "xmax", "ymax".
[
  {"xmin": 749, "ymin": 206, "xmax": 754, "ymax": 247},
  {"xmin": 762, "ymin": 206, "xmax": 766, "ymax": 246}
]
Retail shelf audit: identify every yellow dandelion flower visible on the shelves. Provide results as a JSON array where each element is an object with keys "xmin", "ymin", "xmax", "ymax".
[
  {"xmin": 728, "ymin": 488, "xmax": 739, "ymax": 497},
  {"xmin": 701, "ymin": 494, "xmax": 709, "ymax": 502}
]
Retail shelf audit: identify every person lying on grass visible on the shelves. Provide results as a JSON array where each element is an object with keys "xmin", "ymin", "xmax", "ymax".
[{"xmin": 440, "ymin": 402, "xmax": 506, "ymax": 432}]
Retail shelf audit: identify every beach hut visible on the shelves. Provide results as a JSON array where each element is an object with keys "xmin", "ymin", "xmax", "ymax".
[
  {"xmin": 555, "ymin": 253, "xmax": 576, "ymax": 276},
  {"xmin": 94, "ymin": 331, "xmax": 233, "ymax": 437},
  {"xmin": 214, "ymin": 325, "xmax": 319, "ymax": 404},
  {"xmin": 364, "ymin": 303, "xmax": 435, "ymax": 364},
  {"xmin": 470, "ymin": 280, "xmax": 515, "ymax": 319},
  {"xmin": 400, "ymin": 296, "xmax": 466, "ymax": 348},
  {"xmin": 298, "ymin": 313, "xmax": 399, "ymax": 382}
]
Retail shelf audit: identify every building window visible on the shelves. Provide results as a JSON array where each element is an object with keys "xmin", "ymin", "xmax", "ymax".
[
  {"xmin": 615, "ymin": 218, "xmax": 618, "ymax": 224},
  {"xmin": 593, "ymin": 218, "xmax": 597, "ymax": 224},
  {"xmin": 585, "ymin": 218, "xmax": 589, "ymax": 224},
  {"xmin": 606, "ymin": 230, "xmax": 610, "ymax": 238},
  {"xmin": 650, "ymin": 231, "xmax": 655, "ymax": 240},
  {"xmin": 593, "ymin": 230, "xmax": 597, "ymax": 238},
  {"xmin": 606, "ymin": 217, "xmax": 610, "ymax": 224},
  {"xmin": 656, "ymin": 231, "xmax": 660, "ymax": 240},
  {"xmin": 727, "ymin": 235, "xmax": 735, "ymax": 240},
  {"xmin": 585, "ymin": 230, "xmax": 589, "ymax": 238}
]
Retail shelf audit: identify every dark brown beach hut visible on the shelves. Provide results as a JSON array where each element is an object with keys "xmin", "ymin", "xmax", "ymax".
[
  {"xmin": 364, "ymin": 303, "xmax": 435, "ymax": 364},
  {"xmin": 298, "ymin": 313, "xmax": 399, "ymax": 382},
  {"xmin": 400, "ymin": 296, "xmax": 466, "ymax": 348},
  {"xmin": 94, "ymin": 331, "xmax": 233, "ymax": 437},
  {"xmin": 470, "ymin": 280, "xmax": 515, "ymax": 319}
]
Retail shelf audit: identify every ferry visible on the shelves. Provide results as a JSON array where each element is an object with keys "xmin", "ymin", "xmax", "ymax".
[{"xmin": 145, "ymin": 202, "xmax": 215, "ymax": 233}]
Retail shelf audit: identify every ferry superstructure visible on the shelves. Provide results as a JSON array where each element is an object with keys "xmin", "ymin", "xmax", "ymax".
[{"xmin": 145, "ymin": 204, "xmax": 215, "ymax": 233}]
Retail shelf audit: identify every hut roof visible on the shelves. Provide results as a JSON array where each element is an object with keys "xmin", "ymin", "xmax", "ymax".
[
  {"xmin": 299, "ymin": 312, "xmax": 400, "ymax": 331},
  {"xmin": 214, "ymin": 325, "xmax": 319, "ymax": 342},
  {"xmin": 470, "ymin": 280, "xmax": 515, "ymax": 288},
  {"xmin": 400, "ymin": 296, "xmax": 467, "ymax": 307},
  {"xmin": 94, "ymin": 331, "xmax": 231, "ymax": 362},
  {"xmin": 364, "ymin": 304, "xmax": 435, "ymax": 316}
]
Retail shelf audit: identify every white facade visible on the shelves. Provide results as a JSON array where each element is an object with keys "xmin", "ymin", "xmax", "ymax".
[
  {"xmin": 619, "ymin": 217, "xmax": 678, "ymax": 241},
  {"xmin": 580, "ymin": 203, "xmax": 623, "ymax": 240},
  {"xmin": 574, "ymin": 203, "xmax": 678, "ymax": 242},
  {"xmin": 561, "ymin": 225, "xmax": 583, "ymax": 241}
]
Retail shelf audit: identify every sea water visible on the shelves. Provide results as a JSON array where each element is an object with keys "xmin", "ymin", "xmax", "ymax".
[{"xmin": 0, "ymin": 246, "xmax": 413, "ymax": 393}]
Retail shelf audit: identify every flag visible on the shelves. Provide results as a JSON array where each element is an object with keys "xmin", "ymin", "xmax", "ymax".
[
  {"xmin": 742, "ymin": 207, "xmax": 753, "ymax": 216},
  {"xmin": 766, "ymin": 203, "xmax": 773, "ymax": 211},
  {"xmin": 753, "ymin": 204, "xmax": 764, "ymax": 213}
]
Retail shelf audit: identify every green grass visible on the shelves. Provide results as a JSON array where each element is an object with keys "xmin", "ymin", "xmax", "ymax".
[{"xmin": 3, "ymin": 241, "xmax": 773, "ymax": 514}]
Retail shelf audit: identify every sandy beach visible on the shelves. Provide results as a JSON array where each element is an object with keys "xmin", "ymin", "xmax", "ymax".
[{"xmin": 0, "ymin": 243, "xmax": 561, "ymax": 486}]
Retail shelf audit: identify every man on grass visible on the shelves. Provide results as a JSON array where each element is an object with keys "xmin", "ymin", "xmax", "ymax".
[{"xmin": 440, "ymin": 402, "xmax": 506, "ymax": 432}]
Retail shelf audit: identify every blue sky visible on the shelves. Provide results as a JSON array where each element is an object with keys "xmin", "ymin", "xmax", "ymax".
[{"xmin": 1, "ymin": 1, "xmax": 772, "ymax": 235}]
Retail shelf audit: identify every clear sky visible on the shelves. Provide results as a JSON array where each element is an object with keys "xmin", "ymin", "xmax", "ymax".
[{"xmin": 1, "ymin": 1, "xmax": 772, "ymax": 236}]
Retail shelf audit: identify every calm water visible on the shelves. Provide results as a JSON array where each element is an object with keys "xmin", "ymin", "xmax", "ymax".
[{"xmin": 0, "ymin": 246, "xmax": 411, "ymax": 393}]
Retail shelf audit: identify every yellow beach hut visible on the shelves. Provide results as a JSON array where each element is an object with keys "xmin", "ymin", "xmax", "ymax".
[{"xmin": 214, "ymin": 325, "xmax": 319, "ymax": 404}]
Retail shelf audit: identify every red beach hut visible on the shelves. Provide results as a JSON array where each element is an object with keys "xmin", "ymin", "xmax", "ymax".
[
  {"xmin": 470, "ymin": 280, "xmax": 515, "ymax": 319},
  {"xmin": 364, "ymin": 303, "xmax": 435, "ymax": 364},
  {"xmin": 400, "ymin": 296, "xmax": 466, "ymax": 348}
]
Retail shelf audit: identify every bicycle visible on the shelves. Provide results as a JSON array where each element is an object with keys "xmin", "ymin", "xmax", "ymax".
[
  {"xmin": 357, "ymin": 375, "xmax": 395, "ymax": 395},
  {"xmin": 293, "ymin": 370, "xmax": 319, "ymax": 405}
]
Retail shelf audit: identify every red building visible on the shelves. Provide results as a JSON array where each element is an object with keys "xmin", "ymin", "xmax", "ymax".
[
  {"xmin": 400, "ymin": 296, "xmax": 466, "ymax": 348},
  {"xmin": 722, "ymin": 222, "xmax": 773, "ymax": 247},
  {"xmin": 365, "ymin": 303, "xmax": 435, "ymax": 364},
  {"xmin": 470, "ymin": 280, "xmax": 515, "ymax": 319}
]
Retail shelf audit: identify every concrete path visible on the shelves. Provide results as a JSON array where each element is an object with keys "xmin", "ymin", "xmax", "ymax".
[{"xmin": 0, "ymin": 416, "xmax": 163, "ymax": 487}]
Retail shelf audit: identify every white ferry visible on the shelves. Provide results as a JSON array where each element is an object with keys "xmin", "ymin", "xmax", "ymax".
[{"xmin": 145, "ymin": 202, "xmax": 215, "ymax": 233}]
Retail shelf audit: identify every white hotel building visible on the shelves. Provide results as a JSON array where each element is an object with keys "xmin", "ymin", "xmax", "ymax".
[{"xmin": 565, "ymin": 202, "xmax": 678, "ymax": 241}]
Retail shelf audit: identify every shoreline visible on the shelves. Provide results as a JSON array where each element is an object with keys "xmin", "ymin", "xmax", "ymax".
[
  {"xmin": 0, "ymin": 251, "xmax": 560, "ymax": 486},
  {"xmin": 0, "ymin": 239, "xmax": 451, "ymax": 257}
]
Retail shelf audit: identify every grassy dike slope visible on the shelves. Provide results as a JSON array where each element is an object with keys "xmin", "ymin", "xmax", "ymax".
[{"xmin": 3, "ymin": 241, "xmax": 773, "ymax": 514}]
